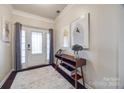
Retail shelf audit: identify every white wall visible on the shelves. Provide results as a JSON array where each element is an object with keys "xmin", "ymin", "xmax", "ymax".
[
  {"xmin": 55, "ymin": 5, "xmax": 123, "ymax": 89},
  {"xmin": 118, "ymin": 5, "xmax": 124, "ymax": 89},
  {"xmin": 12, "ymin": 15, "xmax": 54, "ymax": 30},
  {"xmin": 0, "ymin": 5, "xmax": 13, "ymax": 86}
]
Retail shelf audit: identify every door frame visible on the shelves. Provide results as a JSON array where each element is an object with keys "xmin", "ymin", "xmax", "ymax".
[{"xmin": 21, "ymin": 26, "xmax": 50, "ymax": 69}]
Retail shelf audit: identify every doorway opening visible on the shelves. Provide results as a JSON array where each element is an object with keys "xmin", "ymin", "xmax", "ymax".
[{"xmin": 20, "ymin": 26, "xmax": 50, "ymax": 69}]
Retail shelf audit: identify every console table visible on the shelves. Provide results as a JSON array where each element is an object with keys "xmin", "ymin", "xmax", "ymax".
[{"xmin": 55, "ymin": 53, "xmax": 86, "ymax": 88}]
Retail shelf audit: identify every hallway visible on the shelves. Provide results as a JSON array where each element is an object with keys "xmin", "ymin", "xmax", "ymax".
[{"xmin": 0, "ymin": 4, "xmax": 124, "ymax": 89}]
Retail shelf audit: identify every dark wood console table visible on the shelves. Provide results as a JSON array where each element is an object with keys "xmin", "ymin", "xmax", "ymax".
[{"xmin": 55, "ymin": 53, "xmax": 86, "ymax": 88}]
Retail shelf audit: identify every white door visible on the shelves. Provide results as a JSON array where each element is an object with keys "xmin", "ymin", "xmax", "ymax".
[{"xmin": 21, "ymin": 26, "xmax": 49, "ymax": 68}]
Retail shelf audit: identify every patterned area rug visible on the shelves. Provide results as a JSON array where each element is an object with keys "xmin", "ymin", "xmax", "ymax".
[{"xmin": 11, "ymin": 66, "xmax": 74, "ymax": 89}]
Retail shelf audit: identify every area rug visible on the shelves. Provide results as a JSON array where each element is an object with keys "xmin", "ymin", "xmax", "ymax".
[{"xmin": 11, "ymin": 66, "xmax": 74, "ymax": 89}]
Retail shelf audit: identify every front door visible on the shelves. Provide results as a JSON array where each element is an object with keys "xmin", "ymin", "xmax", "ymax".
[{"xmin": 21, "ymin": 26, "xmax": 49, "ymax": 69}]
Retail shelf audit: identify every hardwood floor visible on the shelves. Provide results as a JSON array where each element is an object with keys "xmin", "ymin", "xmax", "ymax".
[
  {"xmin": 1, "ymin": 71, "xmax": 17, "ymax": 89},
  {"xmin": 1, "ymin": 64, "xmax": 86, "ymax": 89}
]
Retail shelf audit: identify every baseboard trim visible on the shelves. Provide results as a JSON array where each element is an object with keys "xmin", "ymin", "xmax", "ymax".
[{"xmin": 0, "ymin": 69, "xmax": 14, "ymax": 88}]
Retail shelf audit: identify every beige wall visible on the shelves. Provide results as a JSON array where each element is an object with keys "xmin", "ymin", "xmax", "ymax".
[
  {"xmin": 0, "ymin": 5, "xmax": 13, "ymax": 86},
  {"xmin": 55, "ymin": 5, "xmax": 123, "ymax": 88}
]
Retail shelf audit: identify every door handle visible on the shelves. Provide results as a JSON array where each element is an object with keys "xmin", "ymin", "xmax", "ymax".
[{"xmin": 27, "ymin": 44, "xmax": 31, "ymax": 51}]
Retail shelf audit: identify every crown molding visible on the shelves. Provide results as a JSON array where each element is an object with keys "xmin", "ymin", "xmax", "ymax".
[
  {"xmin": 12, "ymin": 9, "xmax": 54, "ymax": 24},
  {"xmin": 55, "ymin": 4, "xmax": 74, "ymax": 21}
]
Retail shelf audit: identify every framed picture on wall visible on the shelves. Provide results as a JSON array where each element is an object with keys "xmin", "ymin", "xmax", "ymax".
[
  {"xmin": 70, "ymin": 13, "xmax": 90, "ymax": 49},
  {"xmin": 63, "ymin": 25, "xmax": 70, "ymax": 48},
  {"xmin": 1, "ymin": 18, "xmax": 10, "ymax": 43}
]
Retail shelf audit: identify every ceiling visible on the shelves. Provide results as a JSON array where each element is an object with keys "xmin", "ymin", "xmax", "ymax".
[{"xmin": 12, "ymin": 4, "xmax": 67, "ymax": 19}]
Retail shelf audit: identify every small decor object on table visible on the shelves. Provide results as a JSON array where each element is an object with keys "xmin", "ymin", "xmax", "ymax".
[
  {"xmin": 55, "ymin": 49, "xmax": 64, "ymax": 55},
  {"xmin": 55, "ymin": 49, "xmax": 65, "ymax": 69},
  {"xmin": 72, "ymin": 44, "xmax": 83, "ymax": 58}
]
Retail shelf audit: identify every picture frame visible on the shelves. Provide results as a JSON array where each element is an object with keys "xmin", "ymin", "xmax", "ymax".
[
  {"xmin": 1, "ymin": 17, "xmax": 11, "ymax": 43},
  {"xmin": 63, "ymin": 25, "xmax": 70, "ymax": 48},
  {"xmin": 70, "ymin": 13, "xmax": 90, "ymax": 49}
]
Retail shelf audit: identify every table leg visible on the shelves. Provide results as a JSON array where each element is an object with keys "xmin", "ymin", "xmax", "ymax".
[
  {"xmin": 75, "ymin": 68, "xmax": 77, "ymax": 89},
  {"xmin": 81, "ymin": 66, "xmax": 85, "ymax": 86},
  {"xmin": 55, "ymin": 58, "xmax": 58, "ymax": 69}
]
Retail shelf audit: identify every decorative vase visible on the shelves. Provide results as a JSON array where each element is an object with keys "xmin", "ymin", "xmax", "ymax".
[{"xmin": 72, "ymin": 44, "xmax": 83, "ymax": 59}]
